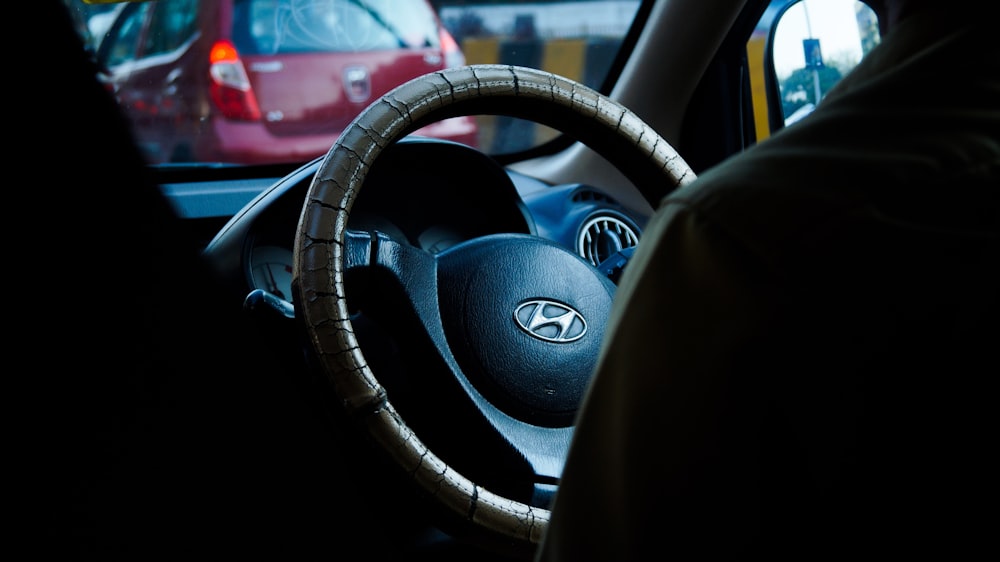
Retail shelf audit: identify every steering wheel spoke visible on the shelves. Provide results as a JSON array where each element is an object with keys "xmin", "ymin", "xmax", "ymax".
[{"xmin": 344, "ymin": 230, "xmax": 576, "ymax": 490}]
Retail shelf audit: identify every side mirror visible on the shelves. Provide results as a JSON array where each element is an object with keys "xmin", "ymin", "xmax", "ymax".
[{"xmin": 748, "ymin": 0, "xmax": 881, "ymax": 140}]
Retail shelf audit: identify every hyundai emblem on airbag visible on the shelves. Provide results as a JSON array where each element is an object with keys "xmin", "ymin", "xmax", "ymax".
[{"xmin": 514, "ymin": 300, "xmax": 587, "ymax": 343}]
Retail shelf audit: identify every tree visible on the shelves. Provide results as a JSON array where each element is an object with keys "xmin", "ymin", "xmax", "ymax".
[{"xmin": 780, "ymin": 64, "xmax": 843, "ymax": 118}]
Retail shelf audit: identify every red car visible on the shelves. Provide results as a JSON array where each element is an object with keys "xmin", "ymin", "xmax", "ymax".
[{"xmin": 94, "ymin": 0, "xmax": 478, "ymax": 165}]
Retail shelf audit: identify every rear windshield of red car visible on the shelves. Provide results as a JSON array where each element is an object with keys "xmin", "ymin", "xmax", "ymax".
[{"xmin": 232, "ymin": 0, "xmax": 442, "ymax": 55}]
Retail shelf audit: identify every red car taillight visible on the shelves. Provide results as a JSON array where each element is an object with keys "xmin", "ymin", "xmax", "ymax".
[{"xmin": 208, "ymin": 40, "xmax": 261, "ymax": 121}]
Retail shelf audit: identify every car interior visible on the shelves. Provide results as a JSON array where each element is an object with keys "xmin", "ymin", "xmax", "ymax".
[{"xmin": 38, "ymin": 0, "xmax": 995, "ymax": 560}]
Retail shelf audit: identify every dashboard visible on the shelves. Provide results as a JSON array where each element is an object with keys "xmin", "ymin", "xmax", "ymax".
[{"xmin": 201, "ymin": 137, "xmax": 649, "ymax": 305}]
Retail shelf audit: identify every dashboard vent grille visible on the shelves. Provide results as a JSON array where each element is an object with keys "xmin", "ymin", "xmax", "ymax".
[
  {"xmin": 577, "ymin": 214, "xmax": 640, "ymax": 267},
  {"xmin": 572, "ymin": 189, "xmax": 618, "ymax": 205}
]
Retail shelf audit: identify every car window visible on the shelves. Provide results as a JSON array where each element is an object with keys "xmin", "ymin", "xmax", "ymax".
[
  {"xmin": 66, "ymin": 0, "xmax": 645, "ymax": 166},
  {"xmin": 234, "ymin": 0, "xmax": 442, "ymax": 54},
  {"xmin": 144, "ymin": 0, "xmax": 199, "ymax": 57},
  {"xmin": 100, "ymin": 1, "xmax": 149, "ymax": 66}
]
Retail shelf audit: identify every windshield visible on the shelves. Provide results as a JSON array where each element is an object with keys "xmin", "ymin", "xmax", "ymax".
[{"xmin": 66, "ymin": 0, "xmax": 643, "ymax": 167}]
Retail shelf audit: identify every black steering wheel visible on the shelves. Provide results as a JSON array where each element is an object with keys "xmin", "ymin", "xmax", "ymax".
[{"xmin": 292, "ymin": 64, "xmax": 695, "ymax": 557}]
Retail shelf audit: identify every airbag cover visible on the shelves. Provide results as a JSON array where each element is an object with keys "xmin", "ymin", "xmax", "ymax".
[{"xmin": 437, "ymin": 234, "xmax": 615, "ymax": 426}]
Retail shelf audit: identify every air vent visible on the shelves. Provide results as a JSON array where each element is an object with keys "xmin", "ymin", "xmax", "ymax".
[
  {"xmin": 571, "ymin": 189, "xmax": 618, "ymax": 205},
  {"xmin": 577, "ymin": 214, "xmax": 640, "ymax": 267}
]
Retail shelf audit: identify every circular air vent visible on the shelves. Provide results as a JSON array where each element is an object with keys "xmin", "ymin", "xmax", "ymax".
[{"xmin": 577, "ymin": 213, "xmax": 640, "ymax": 267}]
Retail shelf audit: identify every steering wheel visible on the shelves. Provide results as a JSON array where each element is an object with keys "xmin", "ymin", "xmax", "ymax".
[{"xmin": 292, "ymin": 64, "xmax": 695, "ymax": 558}]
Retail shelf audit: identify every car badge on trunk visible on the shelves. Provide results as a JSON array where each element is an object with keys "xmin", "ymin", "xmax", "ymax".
[
  {"xmin": 343, "ymin": 65, "xmax": 371, "ymax": 103},
  {"xmin": 514, "ymin": 299, "xmax": 587, "ymax": 343}
]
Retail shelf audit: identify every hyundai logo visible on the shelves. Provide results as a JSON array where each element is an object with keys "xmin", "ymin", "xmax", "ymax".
[
  {"xmin": 514, "ymin": 299, "xmax": 587, "ymax": 343},
  {"xmin": 342, "ymin": 65, "xmax": 371, "ymax": 103}
]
